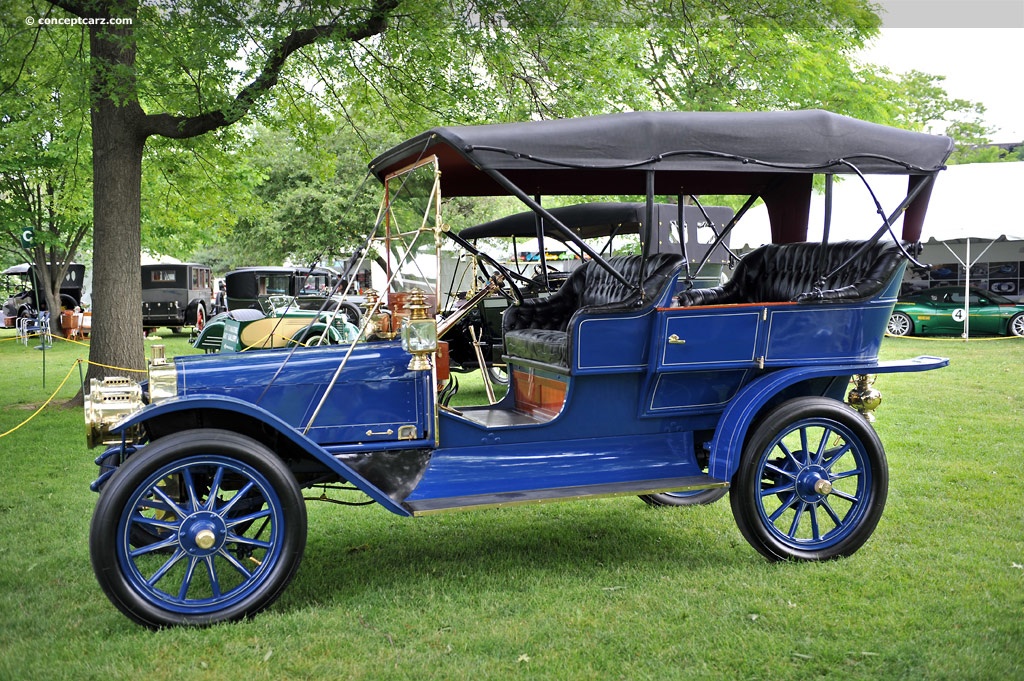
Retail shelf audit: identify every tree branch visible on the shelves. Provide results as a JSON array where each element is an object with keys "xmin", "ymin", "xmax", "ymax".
[{"xmin": 141, "ymin": 0, "xmax": 399, "ymax": 141}]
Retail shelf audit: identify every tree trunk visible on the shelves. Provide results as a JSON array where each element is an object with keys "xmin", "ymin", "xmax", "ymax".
[{"xmin": 85, "ymin": 20, "xmax": 146, "ymax": 384}]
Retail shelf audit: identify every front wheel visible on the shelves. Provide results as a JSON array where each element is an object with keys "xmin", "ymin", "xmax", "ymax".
[
  {"xmin": 886, "ymin": 311, "xmax": 913, "ymax": 336},
  {"xmin": 730, "ymin": 397, "xmax": 887, "ymax": 562},
  {"xmin": 1008, "ymin": 313, "xmax": 1024, "ymax": 337},
  {"xmin": 90, "ymin": 429, "xmax": 307, "ymax": 628}
]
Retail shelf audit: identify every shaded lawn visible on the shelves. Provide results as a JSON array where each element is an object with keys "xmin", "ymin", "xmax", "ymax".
[{"xmin": 0, "ymin": 329, "xmax": 1021, "ymax": 680}]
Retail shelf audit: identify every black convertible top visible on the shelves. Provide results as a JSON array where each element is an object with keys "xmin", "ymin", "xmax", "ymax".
[
  {"xmin": 370, "ymin": 110, "xmax": 953, "ymax": 245},
  {"xmin": 370, "ymin": 110, "xmax": 953, "ymax": 196},
  {"xmin": 462, "ymin": 202, "xmax": 658, "ymax": 240},
  {"xmin": 460, "ymin": 201, "xmax": 733, "ymax": 258}
]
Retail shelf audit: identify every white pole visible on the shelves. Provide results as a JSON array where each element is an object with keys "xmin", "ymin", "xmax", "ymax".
[{"xmin": 963, "ymin": 239, "xmax": 970, "ymax": 341}]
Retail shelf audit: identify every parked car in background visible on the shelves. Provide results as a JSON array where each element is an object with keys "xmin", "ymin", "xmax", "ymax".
[
  {"xmin": 223, "ymin": 266, "xmax": 361, "ymax": 325},
  {"xmin": 1, "ymin": 262, "xmax": 85, "ymax": 325},
  {"xmin": 193, "ymin": 294, "xmax": 360, "ymax": 352},
  {"xmin": 887, "ymin": 285, "xmax": 1024, "ymax": 337},
  {"xmin": 141, "ymin": 263, "xmax": 212, "ymax": 334}
]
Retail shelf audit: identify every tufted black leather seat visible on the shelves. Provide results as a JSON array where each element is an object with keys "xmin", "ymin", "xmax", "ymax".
[
  {"xmin": 503, "ymin": 253, "xmax": 684, "ymax": 367},
  {"xmin": 676, "ymin": 240, "xmax": 904, "ymax": 307}
]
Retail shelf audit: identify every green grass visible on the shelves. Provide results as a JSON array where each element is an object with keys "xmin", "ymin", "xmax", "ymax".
[{"xmin": 1, "ymin": 329, "xmax": 1022, "ymax": 680}]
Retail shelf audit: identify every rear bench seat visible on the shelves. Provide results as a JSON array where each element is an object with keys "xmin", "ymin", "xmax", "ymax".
[
  {"xmin": 676, "ymin": 240, "xmax": 905, "ymax": 307},
  {"xmin": 502, "ymin": 253, "xmax": 684, "ymax": 367}
]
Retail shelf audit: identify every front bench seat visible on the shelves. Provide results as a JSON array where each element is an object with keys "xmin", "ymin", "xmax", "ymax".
[
  {"xmin": 503, "ymin": 253, "xmax": 684, "ymax": 367},
  {"xmin": 676, "ymin": 240, "xmax": 904, "ymax": 307}
]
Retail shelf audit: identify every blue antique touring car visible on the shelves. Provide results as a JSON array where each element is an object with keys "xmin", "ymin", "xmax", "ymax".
[{"xmin": 84, "ymin": 110, "xmax": 952, "ymax": 627}]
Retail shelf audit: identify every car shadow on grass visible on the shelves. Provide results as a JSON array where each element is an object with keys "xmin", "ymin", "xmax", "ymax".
[{"xmin": 280, "ymin": 498, "xmax": 753, "ymax": 612}]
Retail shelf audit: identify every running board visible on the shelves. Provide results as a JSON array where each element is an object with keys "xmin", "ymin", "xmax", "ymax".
[{"xmin": 403, "ymin": 475, "xmax": 728, "ymax": 516}]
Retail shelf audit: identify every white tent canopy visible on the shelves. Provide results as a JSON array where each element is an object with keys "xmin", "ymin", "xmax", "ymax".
[{"xmin": 731, "ymin": 161, "xmax": 1024, "ymax": 247}]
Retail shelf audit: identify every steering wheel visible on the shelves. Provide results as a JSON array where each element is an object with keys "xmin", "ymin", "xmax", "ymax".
[
  {"xmin": 475, "ymin": 253, "xmax": 525, "ymax": 305},
  {"xmin": 529, "ymin": 264, "xmax": 569, "ymax": 293},
  {"xmin": 533, "ymin": 263, "xmax": 559, "ymax": 276}
]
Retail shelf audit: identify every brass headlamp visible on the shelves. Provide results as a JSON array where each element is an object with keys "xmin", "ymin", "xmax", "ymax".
[
  {"xmin": 400, "ymin": 289, "xmax": 437, "ymax": 371},
  {"xmin": 84, "ymin": 377, "xmax": 143, "ymax": 449}
]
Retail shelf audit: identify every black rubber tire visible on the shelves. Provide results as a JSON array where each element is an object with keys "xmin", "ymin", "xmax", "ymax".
[
  {"xmin": 487, "ymin": 364, "xmax": 509, "ymax": 386},
  {"xmin": 339, "ymin": 303, "xmax": 361, "ymax": 326},
  {"xmin": 90, "ymin": 429, "xmax": 307, "ymax": 628},
  {"xmin": 640, "ymin": 487, "xmax": 728, "ymax": 507},
  {"xmin": 1008, "ymin": 312, "xmax": 1024, "ymax": 337},
  {"xmin": 194, "ymin": 304, "xmax": 207, "ymax": 331},
  {"xmin": 886, "ymin": 311, "xmax": 913, "ymax": 337},
  {"xmin": 730, "ymin": 397, "xmax": 887, "ymax": 562}
]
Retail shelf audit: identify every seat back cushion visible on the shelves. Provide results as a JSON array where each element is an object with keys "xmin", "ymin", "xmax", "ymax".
[
  {"xmin": 502, "ymin": 253, "xmax": 684, "ymax": 367},
  {"xmin": 677, "ymin": 240, "xmax": 904, "ymax": 306}
]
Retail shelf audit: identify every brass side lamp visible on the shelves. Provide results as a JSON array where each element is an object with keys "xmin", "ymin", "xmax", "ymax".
[
  {"xmin": 400, "ymin": 289, "xmax": 437, "ymax": 371},
  {"xmin": 847, "ymin": 374, "xmax": 882, "ymax": 422},
  {"xmin": 360, "ymin": 289, "xmax": 395, "ymax": 339}
]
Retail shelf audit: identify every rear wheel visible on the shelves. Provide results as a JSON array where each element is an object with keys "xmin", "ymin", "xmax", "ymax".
[
  {"xmin": 730, "ymin": 397, "xmax": 887, "ymax": 562},
  {"xmin": 886, "ymin": 311, "xmax": 913, "ymax": 336},
  {"xmin": 292, "ymin": 327, "xmax": 336, "ymax": 346},
  {"xmin": 487, "ymin": 364, "xmax": 509, "ymax": 386},
  {"xmin": 90, "ymin": 429, "xmax": 307, "ymax": 628},
  {"xmin": 1008, "ymin": 313, "xmax": 1024, "ymax": 337}
]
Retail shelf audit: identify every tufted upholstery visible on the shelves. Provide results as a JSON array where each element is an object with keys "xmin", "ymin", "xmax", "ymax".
[
  {"xmin": 676, "ymin": 240, "xmax": 904, "ymax": 307},
  {"xmin": 503, "ymin": 253, "xmax": 684, "ymax": 367}
]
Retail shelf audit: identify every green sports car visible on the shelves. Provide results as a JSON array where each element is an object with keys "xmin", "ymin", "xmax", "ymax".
[{"xmin": 887, "ymin": 285, "xmax": 1024, "ymax": 337}]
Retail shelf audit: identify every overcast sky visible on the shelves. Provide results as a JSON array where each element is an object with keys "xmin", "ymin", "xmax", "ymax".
[{"xmin": 860, "ymin": 2, "xmax": 1024, "ymax": 142}]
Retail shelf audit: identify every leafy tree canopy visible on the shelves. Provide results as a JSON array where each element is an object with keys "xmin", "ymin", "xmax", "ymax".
[
  {"xmin": 1, "ymin": 5, "xmax": 91, "ymax": 323},
  {"xmin": 1, "ymin": 0, "xmax": 998, "ymax": 376}
]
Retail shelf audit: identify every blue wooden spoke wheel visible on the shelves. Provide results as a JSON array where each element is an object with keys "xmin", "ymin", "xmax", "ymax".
[
  {"xmin": 730, "ymin": 397, "xmax": 887, "ymax": 561},
  {"xmin": 90, "ymin": 430, "xmax": 306, "ymax": 628}
]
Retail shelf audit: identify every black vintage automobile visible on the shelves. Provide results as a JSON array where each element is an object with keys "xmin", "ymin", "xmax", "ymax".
[
  {"xmin": 1, "ymin": 262, "xmax": 85, "ymax": 324},
  {"xmin": 222, "ymin": 266, "xmax": 361, "ymax": 325},
  {"xmin": 442, "ymin": 202, "xmax": 734, "ymax": 386},
  {"xmin": 141, "ymin": 262, "xmax": 213, "ymax": 334}
]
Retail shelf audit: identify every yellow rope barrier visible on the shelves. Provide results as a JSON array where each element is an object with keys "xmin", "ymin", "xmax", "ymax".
[
  {"xmin": 85, "ymin": 360, "xmax": 147, "ymax": 373},
  {"xmin": 0, "ymin": 359, "xmax": 82, "ymax": 439},
  {"xmin": 885, "ymin": 333, "xmax": 1023, "ymax": 342},
  {"xmin": 0, "ymin": 355, "xmax": 149, "ymax": 439},
  {"xmin": 1, "ymin": 331, "xmax": 89, "ymax": 345}
]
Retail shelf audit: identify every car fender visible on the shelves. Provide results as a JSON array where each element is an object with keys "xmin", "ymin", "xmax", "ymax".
[
  {"xmin": 111, "ymin": 394, "xmax": 412, "ymax": 516},
  {"xmin": 708, "ymin": 355, "xmax": 949, "ymax": 482}
]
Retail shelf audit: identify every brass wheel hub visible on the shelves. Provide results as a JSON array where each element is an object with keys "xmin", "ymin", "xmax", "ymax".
[{"xmin": 195, "ymin": 529, "xmax": 217, "ymax": 550}]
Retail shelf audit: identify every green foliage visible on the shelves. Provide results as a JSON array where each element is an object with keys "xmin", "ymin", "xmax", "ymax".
[
  {"xmin": 2, "ymin": 0, "xmax": 1008, "ymax": 373},
  {"xmin": 217, "ymin": 124, "xmax": 397, "ymax": 267},
  {"xmin": 0, "ymin": 3, "xmax": 92, "ymax": 319},
  {"xmin": 140, "ymin": 132, "xmax": 265, "ymax": 257}
]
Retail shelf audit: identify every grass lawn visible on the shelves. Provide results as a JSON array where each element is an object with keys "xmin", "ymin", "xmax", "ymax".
[{"xmin": 0, "ymin": 327, "xmax": 1021, "ymax": 680}]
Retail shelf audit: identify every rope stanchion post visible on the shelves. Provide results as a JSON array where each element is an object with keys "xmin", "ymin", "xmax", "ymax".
[{"xmin": 0, "ymin": 357, "xmax": 148, "ymax": 440}]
